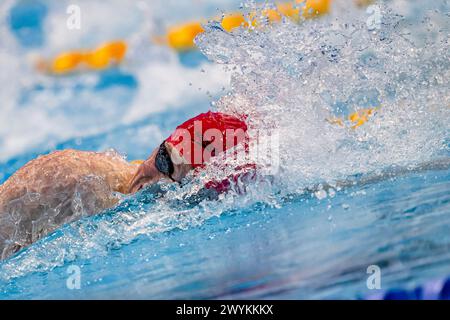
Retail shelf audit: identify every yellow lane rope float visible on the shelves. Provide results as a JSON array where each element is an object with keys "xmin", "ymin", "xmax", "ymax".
[
  {"xmin": 163, "ymin": 0, "xmax": 332, "ymax": 52},
  {"xmin": 38, "ymin": 0, "xmax": 332, "ymax": 74},
  {"xmin": 327, "ymin": 108, "xmax": 378, "ymax": 129},
  {"xmin": 37, "ymin": 40, "xmax": 127, "ymax": 75},
  {"xmin": 36, "ymin": 0, "xmax": 378, "ymax": 74},
  {"xmin": 130, "ymin": 160, "xmax": 145, "ymax": 165}
]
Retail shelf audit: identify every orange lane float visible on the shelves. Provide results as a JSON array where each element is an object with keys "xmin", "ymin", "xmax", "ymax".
[
  {"xmin": 37, "ymin": 40, "xmax": 127, "ymax": 75},
  {"xmin": 164, "ymin": 0, "xmax": 332, "ymax": 52},
  {"xmin": 327, "ymin": 108, "xmax": 378, "ymax": 129},
  {"xmin": 37, "ymin": 1, "xmax": 332, "ymax": 74}
]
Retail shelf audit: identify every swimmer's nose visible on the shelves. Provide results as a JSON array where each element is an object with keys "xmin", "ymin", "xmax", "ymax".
[{"xmin": 128, "ymin": 153, "xmax": 165, "ymax": 194}]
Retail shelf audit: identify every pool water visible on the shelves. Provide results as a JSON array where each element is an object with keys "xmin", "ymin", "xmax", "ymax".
[
  {"xmin": 0, "ymin": 0, "xmax": 449, "ymax": 299},
  {"xmin": 2, "ymin": 167, "xmax": 450, "ymax": 299}
]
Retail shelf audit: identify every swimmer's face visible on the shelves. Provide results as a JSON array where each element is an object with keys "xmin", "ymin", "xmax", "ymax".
[{"xmin": 128, "ymin": 149, "xmax": 166, "ymax": 194}]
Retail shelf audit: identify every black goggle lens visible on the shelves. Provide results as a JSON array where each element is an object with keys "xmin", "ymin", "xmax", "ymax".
[{"xmin": 155, "ymin": 143, "xmax": 175, "ymax": 178}]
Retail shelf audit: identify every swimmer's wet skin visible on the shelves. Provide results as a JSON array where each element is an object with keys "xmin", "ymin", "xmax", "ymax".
[
  {"xmin": 0, "ymin": 150, "xmax": 138, "ymax": 260},
  {"xmin": 0, "ymin": 112, "xmax": 248, "ymax": 260}
]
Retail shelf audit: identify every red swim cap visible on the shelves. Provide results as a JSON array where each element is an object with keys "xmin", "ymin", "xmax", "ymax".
[{"xmin": 165, "ymin": 111, "xmax": 248, "ymax": 168}]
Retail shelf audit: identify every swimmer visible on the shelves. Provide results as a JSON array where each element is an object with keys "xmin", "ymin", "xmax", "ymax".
[{"xmin": 0, "ymin": 112, "xmax": 249, "ymax": 260}]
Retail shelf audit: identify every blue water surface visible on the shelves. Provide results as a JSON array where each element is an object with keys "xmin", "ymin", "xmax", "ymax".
[{"xmin": 1, "ymin": 165, "xmax": 449, "ymax": 299}]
